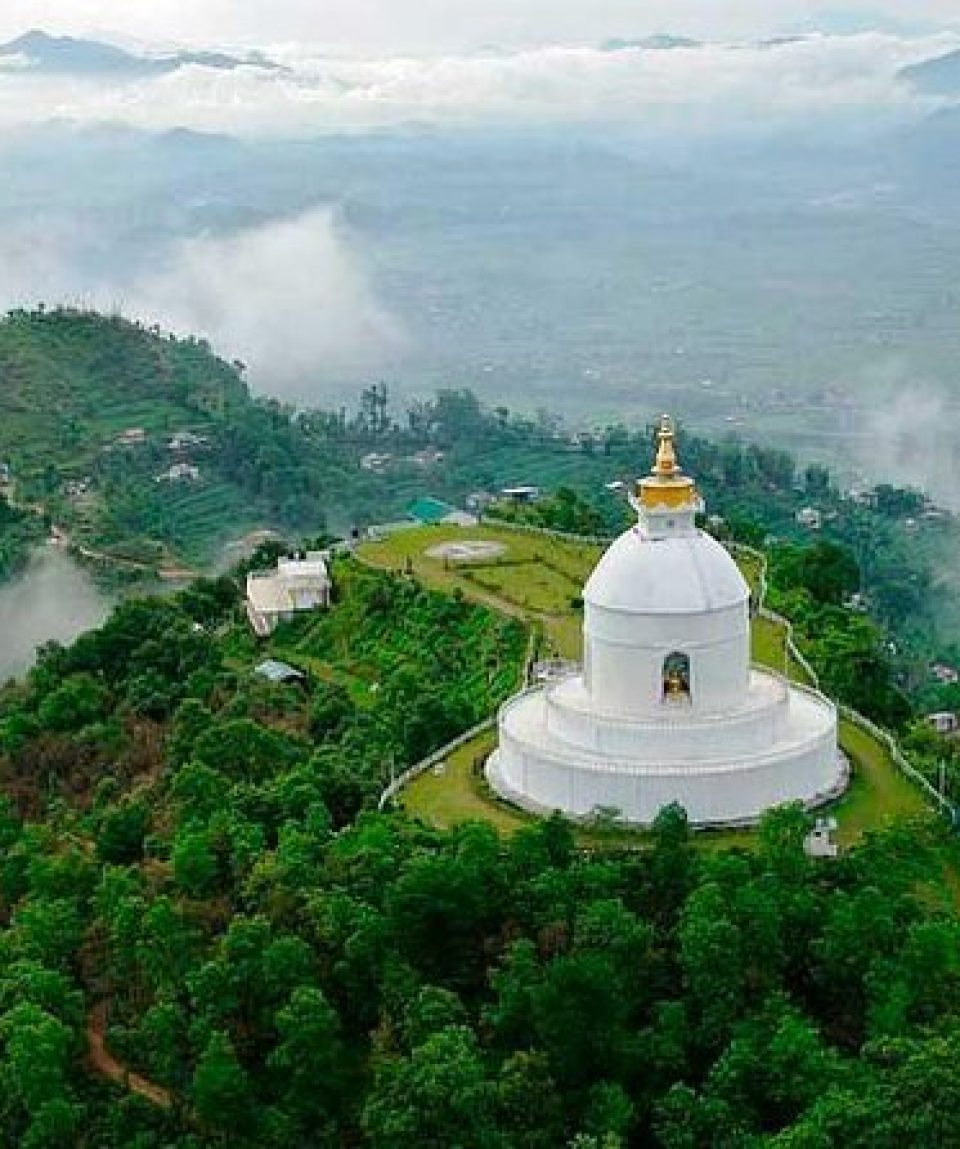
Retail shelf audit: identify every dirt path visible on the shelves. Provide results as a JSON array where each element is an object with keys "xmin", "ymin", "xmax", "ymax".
[
  {"xmin": 71, "ymin": 539, "xmax": 196, "ymax": 583},
  {"xmin": 6, "ymin": 480, "xmax": 196, "ymax": 584},
  {"xmin": 87, "ymin": 1001, "xmax": 173, "ymax": 1110}
]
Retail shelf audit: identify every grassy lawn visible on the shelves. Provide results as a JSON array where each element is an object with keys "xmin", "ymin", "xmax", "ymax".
[
  {"xmin": 398, "ymin": 724, "xmax": 764, "ymax": 852},
  {"xmin": 833, "ymin": 718, "xmax": 929, "ymax": 845},
  {"xmin": 396, "ymin": 729, "xmax": 531, "ymax": 835},
  {"xmin": 361, "ymin": 524, "xmax": 600, "ymax": 659},
  {"xmin": 735, "ymin": 548, "xmax": 764, "ymax": 595},
  {"xmin": 751, "ymin": 614, "xmax": 815, "ymax": 687},
  {"xmin": 367, "ymin": 526, "xmax": 939, "ymax": 848}
]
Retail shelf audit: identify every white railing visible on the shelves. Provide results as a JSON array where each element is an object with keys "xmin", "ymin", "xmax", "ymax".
[
  {"xmin": 730, "ymin": 544, "xmax": 955, "ymax": 820},
  {"xmin": 730, "ymin": 541, "xmax": 821, "ymax": 688},
  {"xmin": 377, "ymin": 715, "xmax": 498, "ymax": 812},
  {"xmin": 837, "ymin": 702, "xmax": 954, "ymax": 817},
  {"xmin": 479, "ymin": 515, "xmax": 612, "ymax": 547}
]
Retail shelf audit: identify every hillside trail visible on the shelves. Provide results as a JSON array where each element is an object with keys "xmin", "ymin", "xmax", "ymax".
[
  {"xmin": 87, "ymin": 1001, "xmax": 173, "ymax": 1110},
  {"xmin": 56, "ymin": 528, "xmax": 196, "ymax": 582},
  {"xmin": 5, "ymin": 480, "xmax": 196, "ymax": 582},
  {"xmin": 73, "ymin": 538, "xmax": 196, "ymax": 582}
]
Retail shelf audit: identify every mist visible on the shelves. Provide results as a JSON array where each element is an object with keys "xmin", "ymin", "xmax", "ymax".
[
  {"xmin": 126, "ymin": 208, "xmax": 406, "ymax": 399},
  {"xmin": 0, "ymin": 550, "xmax": 109, "ymax": 680},
  {"xmin": 0, "ymin": 207, "xmax": 406, "ymax": 403},
  {"xmin": 851, "ymin": 375, "xmax": 960, "ymax": 511}
]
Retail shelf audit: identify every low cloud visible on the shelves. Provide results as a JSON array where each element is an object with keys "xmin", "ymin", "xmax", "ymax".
[
  {"xmin": 850, "ymin": 372, "xmax": 960, "ymax": 511},
  {"xmin": 0, "ymin": 208, "xmax": 406, "ymax": 401},
  {"xmin": 123, "ymin": 208, "xmax": 406, "ymax": 398},
  {"xmin": 0, "ymin": 32, "xmax": 955, "ymax": 136},
  {"xmin": 0, "ymin": 550, "xmax": 108, "ymax": 681}
]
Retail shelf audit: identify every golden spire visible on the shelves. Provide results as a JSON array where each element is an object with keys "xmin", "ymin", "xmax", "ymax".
[
  {"xmin": 637, "ymin": 413, "xmax": 698, "ymax": 513},
  {"xmin": 653, "ymin": 414, "xmax": 679, "ymax": 477}
]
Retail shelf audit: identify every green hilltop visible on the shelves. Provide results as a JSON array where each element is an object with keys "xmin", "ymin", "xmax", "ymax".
[
  {"xmin": 0, "ymin": 533, "xmax": 958, "ymax": 1146},
  {"xmin": 0, "ymin": 308, "xmax": 401, "ymax": 574}
]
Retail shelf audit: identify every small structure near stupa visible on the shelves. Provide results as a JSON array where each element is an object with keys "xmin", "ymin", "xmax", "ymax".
[{"xmin": 246, "ymin": 552, "xmax": 332, "ymax": 638}]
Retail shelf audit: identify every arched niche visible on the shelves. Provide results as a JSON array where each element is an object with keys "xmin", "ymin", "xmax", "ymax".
[{"xmin": 662, "ymin": 651, "xmax": 691, "ymax": 704}]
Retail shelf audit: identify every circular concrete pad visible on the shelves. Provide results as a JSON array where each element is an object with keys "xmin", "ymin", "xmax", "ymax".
[{"xmin": 425, "ymin": 540, "xmax": 508, "ymax": 563}]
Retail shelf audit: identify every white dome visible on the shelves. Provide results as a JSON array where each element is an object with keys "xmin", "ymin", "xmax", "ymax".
[{"xmin": 584, "ymin": 527, "xmax": 749, "ymax": 615}]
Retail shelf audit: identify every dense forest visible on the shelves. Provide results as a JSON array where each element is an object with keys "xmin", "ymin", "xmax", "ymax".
[{"xmin": 0, "ymin": 554, "xmax": 958, "ymax": 1144}]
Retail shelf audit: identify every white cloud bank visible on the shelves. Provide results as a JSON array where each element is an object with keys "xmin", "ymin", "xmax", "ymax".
[
  {"xmin": 0, "ymin": 32, "xmax": 955, "ymax": 136},
  {"xmin": 0, "ymin": 209, "xmax": 406, "ymax": 400},
  {"xmin": 124, "ymin": 209, "xmax": 406, "ymax": 396},
  {"xmin": 852, "ymin": 378, "xmax": 960, "ymax": 511}
]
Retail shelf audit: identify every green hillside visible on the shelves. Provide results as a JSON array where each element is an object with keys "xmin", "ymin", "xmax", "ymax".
[
  {"xmin": 0, "ymin": 309, "xmax": 405, "ymax": 572},
  {"xmin": 1, "ymin": 307, "xmax": 957, "ymax": 715},
  {"xmin": 0, "ymin": 493, "xmax": 44, "ymax": 580}
]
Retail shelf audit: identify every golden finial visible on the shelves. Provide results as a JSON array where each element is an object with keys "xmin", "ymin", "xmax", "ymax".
[
  {"xmin": 636, "ymin": 412, "xmax": 698, "ymax": 514},
  {"xmin": 653, "ymin": 414, "xmax": 678, "ymax": 477}
]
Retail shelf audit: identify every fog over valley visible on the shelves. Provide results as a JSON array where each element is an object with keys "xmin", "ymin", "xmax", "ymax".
[
  {"xmin": 0, "ymin": 550, "xmax": 108, "ymax": 680},
  {"xmin": 1, "ymin": 19, "xmax": 960, "ymax": 481}
]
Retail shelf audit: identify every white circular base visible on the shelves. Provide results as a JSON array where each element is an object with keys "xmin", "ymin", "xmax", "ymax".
[{"xmin": 487, "ymin": 671, "xmax": 846, "ymax": 827}]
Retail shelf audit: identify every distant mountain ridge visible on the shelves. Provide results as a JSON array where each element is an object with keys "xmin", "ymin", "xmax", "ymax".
[
  {"xmin": 900, "ymin": 48, "xmax": 960, "ymax": 95},
  {"xmin": 0, "ymin": 30, "xmax": 282, "ymax": 77},
  {"xmin": 600, "ymin": 34, "xmax": 702, "ymax": 52}
]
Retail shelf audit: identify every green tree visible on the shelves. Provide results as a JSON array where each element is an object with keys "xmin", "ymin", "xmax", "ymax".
[
  {"xmin": 192, "ymin": 1031, "xmax": 253, "ymax": 1136},
  {"xmin": 267, "ymin": 986, "xmax": 343, "ymax": 1131},
  {"xmin": 363, "ymin": 1025, "xmax": 501, "ymax": 1149}
]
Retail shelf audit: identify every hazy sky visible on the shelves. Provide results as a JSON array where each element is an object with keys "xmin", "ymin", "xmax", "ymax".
[{"xmin": 0, "ymin": 1, "xmax": 957, "ymax": 51}]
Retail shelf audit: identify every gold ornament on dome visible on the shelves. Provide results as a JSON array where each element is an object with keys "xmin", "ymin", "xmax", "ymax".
[{"xmin": 637, "ymin": 414, "xmax": 699, "ymax": 511}]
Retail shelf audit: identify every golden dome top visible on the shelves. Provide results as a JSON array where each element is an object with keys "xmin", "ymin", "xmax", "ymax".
[
  {"xmin": 652, "ymin": 413, "xmax": 679, "ymax": 477},
  {"xmin": 637, "ymin": 414, "xmax": 698, "ymax": 512}
]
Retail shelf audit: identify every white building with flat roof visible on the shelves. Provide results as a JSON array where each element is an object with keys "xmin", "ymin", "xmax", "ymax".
[
  {"xmin": 487, "ymin": 417, "xmax": 845, "ymax": 827},
  {"xmin": 246, "ymin": 552, "xmax": 332, "ymax": 637}
]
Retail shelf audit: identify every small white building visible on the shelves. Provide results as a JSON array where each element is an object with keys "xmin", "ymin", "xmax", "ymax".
[
  {"xmin": 246, "ymin": 552, "xmax": 332, "ymax": 637},
  {"xmin": 360, "ymin": 452, "xmax": 393, "ymax": 473},
  {"xmin": 168, "ymin": 431, "xmax": 209, "ymax": 451},
  {"xmin": 927, "ymin": 712, "xmax": 960, "ymax": 735},
  {"xmin": 157, "ymin": 463, "xmax": 200, "ymax": 484},
  {"xmin": 796, "ymin": 506, "xmax": 822, "ymax": 530},
  {"xmin": 254, "ymin": 659, "xmax": 306, "ymax": 685},
  {"xmin": 805, "ymin": 817, "xmax": 840, "ymax": 859},
  {"xmin": 501, "ymin": 485, "xmax": 541, "ymax": 503}
]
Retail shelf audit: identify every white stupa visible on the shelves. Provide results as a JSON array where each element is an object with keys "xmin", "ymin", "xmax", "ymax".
[{"xmin": 487, "ymin": 416, "xmax": 846, "ymax": 826}]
